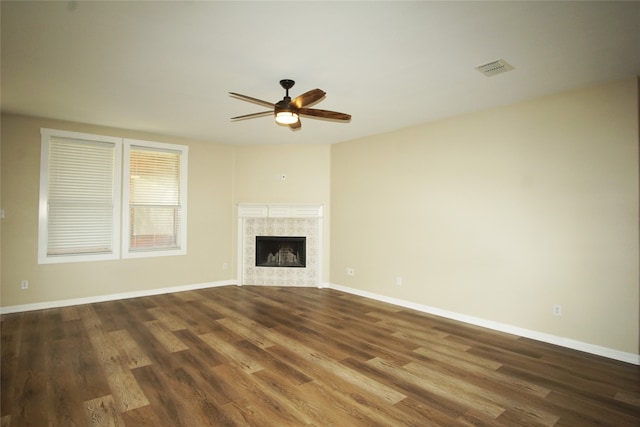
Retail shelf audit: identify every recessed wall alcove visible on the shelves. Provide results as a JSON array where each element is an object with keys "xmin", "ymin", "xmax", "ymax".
[{"xmin": 237, "ymin": 204, "xmax": 323, "ymax": 287}]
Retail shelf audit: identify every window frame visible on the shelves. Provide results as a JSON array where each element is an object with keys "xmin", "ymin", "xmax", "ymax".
[
  {"xmin": 38, "ymin": 129, "xmax": 188, "ymax": 264},
  {"xmin": 122, "ymin": 138, "xmax": 188, "ymax": 259},
  {"xmin": 38, "ymin": 128, "xmax": 123, "ymax": 264}
]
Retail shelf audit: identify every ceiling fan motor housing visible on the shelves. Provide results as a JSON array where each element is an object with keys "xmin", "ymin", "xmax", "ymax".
[{"xmin": 275, "ymin": 98, "xmax": 297, "ymax": 114}]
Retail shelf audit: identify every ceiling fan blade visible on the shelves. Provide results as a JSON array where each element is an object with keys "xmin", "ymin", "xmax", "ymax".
[
  {"xmin": 292, "ymin": 89, "xmax": 326, "ymax": 108},
  {"xmin": 230, "ymin": 111, "xmax": 273, "ymax": 120},
  {"xmin": 229, "ymin": 92, "xmax": 275, "ymax": 108},
  {"xmin": 299, "ymin": 108, "xmax": 351, "ymax": 121},
  {"xmin": 288, "ymin": 120, "xmax": 301, "ymax": 130}
]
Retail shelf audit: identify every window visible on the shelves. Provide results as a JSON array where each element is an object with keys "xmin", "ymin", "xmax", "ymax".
[
  {"xmin": 38, "ymin": 129, "xmax": 188, "ymax": 264},
  {"xmin": 38, "ymin": 129, "xmax": 122, "ymax": 263},
  {"xmin": 122, "ymin": 140, "xmax": 188, "ymax": 258}
]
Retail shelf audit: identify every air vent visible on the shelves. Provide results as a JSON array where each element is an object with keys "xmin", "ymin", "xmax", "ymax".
[{"xmin": 475, "ymin": 59, "xmax": 514, "ymax": 77}]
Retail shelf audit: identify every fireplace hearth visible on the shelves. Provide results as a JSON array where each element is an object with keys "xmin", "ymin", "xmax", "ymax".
[{"xmin": 255, "ymin": 236, "xmax": 306, "ymax": 268}]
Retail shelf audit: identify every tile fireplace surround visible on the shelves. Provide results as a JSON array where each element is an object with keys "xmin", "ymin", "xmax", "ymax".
[{"xmin": 237, "ymin": 204, "xmax": 323, "ymax": 287}]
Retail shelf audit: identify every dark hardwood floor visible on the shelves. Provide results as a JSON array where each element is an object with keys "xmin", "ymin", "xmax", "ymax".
[{"xmin": 1, "ymin": 285, "xmax": 639, "ymax": 426}]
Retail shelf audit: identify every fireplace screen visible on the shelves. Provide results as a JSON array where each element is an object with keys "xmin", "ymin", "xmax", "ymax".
[{"xmin": 255, "ymin": 236, "xmax": 306, "ymax": 268}]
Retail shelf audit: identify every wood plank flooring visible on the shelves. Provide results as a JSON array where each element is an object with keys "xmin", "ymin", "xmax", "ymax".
[{"xmin": 1, "ymin": 285, "xmax": 639, "ymax": 426}]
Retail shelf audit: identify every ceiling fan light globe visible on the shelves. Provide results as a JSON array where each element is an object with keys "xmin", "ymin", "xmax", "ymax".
[{"xmin": 275, "ymin": 111, "xmax": 299, "ymax": 124}]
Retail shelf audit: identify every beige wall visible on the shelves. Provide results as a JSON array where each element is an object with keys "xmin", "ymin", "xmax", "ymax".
[
  {"xmin": 232, "ymin": 144, "xmax": 332, "ymax": 281},
  {"xmin": 2, "ymin": 78, "xmax": 637, "ymax": 356},
  {"xmin": 331, "ymin": 78, "xmax": 639, "ymax": 354},
  {"xmin": 0, "ymin": 120, "xmax": 332, "ymax": 308},
  {"xmin": 1, "ymin": 114, "xmax": 234, "ymax": 307}
]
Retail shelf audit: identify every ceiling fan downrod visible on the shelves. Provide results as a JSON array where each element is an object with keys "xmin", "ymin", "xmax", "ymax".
[{"xmin": 279, "ymin": 79, "xmax": 295, "ymax": 98}]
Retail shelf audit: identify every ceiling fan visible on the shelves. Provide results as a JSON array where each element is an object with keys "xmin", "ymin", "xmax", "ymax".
[{"xmin": 229, "ymin": 79, "xmax": 351, "ymax": 130}]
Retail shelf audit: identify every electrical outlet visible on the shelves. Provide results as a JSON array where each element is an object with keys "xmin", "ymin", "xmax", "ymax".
[
  {"xmin": 346, "ymin": 268, "xmax": 355, "ymax": 276},
  {"xmin": 21, "ymin": 280, "xmax": 28, "ymax": 290},
  {"xmin": 553, "ymin": 304, "xmax": 562, "ymax": 316},
  {"xmin": 223, "ymin": 262, "xmax": 229, "ymax": 270},
  {"xmin": 396, "ymin": 276, "xmax": 403, "ymax": 286}
]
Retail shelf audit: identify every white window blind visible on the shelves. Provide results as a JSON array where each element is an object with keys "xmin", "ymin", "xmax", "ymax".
[
  {"xmin": 128, "ymin": 146, "xmax": 182, "ymax": 252},
  {"xmin": 39, "ymin": 129, "xmax": 187, "ymax": 263},
  {"xmin": 39, "ymin": 129, "xmax": 122, "ymax": 263}
]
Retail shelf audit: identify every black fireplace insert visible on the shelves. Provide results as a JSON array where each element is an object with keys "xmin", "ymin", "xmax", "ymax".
[{"xmin": 255, "ymin": 236, "xmax": 306, "ymax": 268}]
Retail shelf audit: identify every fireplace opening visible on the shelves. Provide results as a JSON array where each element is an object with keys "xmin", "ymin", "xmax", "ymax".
[{"xmin": 255, "ymin": 236, "xmax": 306, "ymax": 268}]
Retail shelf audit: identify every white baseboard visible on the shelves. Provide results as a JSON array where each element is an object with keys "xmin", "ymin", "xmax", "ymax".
[
  {"xmin": 0, "ymin": 280, "xmax": 236, "ymax": 315},
  {"xmin": 325, "ymin": 282, "xmax": 640, "ymax": 366}
]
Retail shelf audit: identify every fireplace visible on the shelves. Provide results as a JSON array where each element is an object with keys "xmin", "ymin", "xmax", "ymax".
[
  {"xmin": 255, "ymin": 236, "xmax": 306, "ymax": 268},
  {"xmin": 237, "ymin": 203, "xmax": 323, "ymax": 287}
]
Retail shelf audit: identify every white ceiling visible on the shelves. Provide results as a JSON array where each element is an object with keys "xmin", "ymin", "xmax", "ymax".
[{"xmin": 2, "ymin": 1, "xmax": 639, "ymax": 145}]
